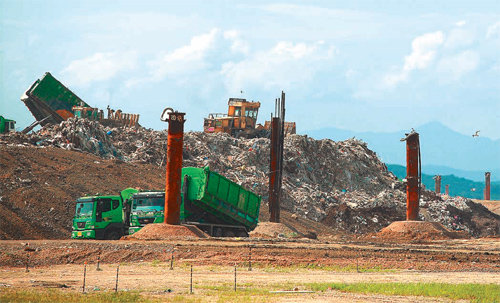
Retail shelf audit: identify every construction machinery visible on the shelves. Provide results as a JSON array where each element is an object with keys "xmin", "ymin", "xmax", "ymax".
[
  {"xmin": 71, "ymin": 188, "xmax": 139, "ymax": 239},
  {"xmin": 128, "ymin": 167, "xmax": 262, "ymax": 237},
  {"xmin": 204, "ymin": 97, "xmax": 296, "ymax": 137},
  {"xmin": 204, "ymin": 98, "xmax": 261, "ymax": 136},
  {"xmin": 0, "ymin": 116, "xmax": 16, "ymax": 133},
  {"xmin": 21, "ymin": 72, "xmax": 139, "ymax": 127}
]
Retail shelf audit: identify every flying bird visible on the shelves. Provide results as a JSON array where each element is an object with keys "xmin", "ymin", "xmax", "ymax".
[{"xmin": 472, "ymin": 130, "xmax": 480, "ymax": 137}]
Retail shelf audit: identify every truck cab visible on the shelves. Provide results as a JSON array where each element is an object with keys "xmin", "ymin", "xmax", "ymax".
[
  {"xmin": 128, "ymin": 191, "xmax": 165, "ymax": 235},
  {"xmin": 0, "ymin": 116, "xmax": 16, "ymax": 133},
  {"xmin": 72, "ymin": 188, "xmax": 138, "ymax": 240}
]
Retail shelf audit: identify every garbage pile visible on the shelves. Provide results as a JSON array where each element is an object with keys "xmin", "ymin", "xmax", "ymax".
[{"xmin": 2, "ymin": 118, "xmax": 498, "ymax": 236}]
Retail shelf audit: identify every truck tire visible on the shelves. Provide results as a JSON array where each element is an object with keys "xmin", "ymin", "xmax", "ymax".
[{"xmin": 106, "ymin": 229, "xmax": 122, "ymax": 240}]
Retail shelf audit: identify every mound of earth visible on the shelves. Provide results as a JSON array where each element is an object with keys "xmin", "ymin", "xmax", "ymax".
[
  {"xmin": 250, "ymin": 222, "xmax": 303, "ymax": 239},
  {"xmin": 124, "ymin": 223, "xmax": 208, "ymax": 240},
  {"xmin": 378, "ymin": 221, "xmax": 469, "ymax": 240}
]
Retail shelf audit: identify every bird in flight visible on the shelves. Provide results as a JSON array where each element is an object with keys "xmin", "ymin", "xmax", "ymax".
[{"xmin": 472, "ymin": 130, "xmax": 480, "ymax": 137}]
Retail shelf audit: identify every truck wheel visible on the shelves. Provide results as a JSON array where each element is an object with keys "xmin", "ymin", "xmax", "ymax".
[{"xmin": 106, "ymin": 229, "xmax": 121, "ymax": 240}]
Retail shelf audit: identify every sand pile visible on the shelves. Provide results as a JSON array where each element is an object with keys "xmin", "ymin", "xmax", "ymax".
[
  {"xmin": 249, "ymin": 222, "xmax": 302, "ymax": 239},
  {"xmin": 378, "ymin": 221, "xmax": 469, "ymax": 240},
  {"xmin": 125, "ymin": 224, "xmax": 209, "ymax": 240}
]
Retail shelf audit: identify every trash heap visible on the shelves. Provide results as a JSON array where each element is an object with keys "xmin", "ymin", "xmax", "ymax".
[{"xmin": 2, "ymin": 118, "xmax": 498, "ymax": 236}]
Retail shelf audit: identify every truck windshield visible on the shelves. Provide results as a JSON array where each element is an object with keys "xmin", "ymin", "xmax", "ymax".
[
  {"xmin": 133, "ymin": 197, "xmax": 164, "ymax": 210},
  {"xmin": 75, "ymin": 201, "xmax": 93, "ymax": 217}
]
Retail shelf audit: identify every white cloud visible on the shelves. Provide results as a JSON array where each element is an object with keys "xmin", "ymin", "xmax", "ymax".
[
  {"xmin": 437, "ymin": 50, "xmax": 479, "ymax": 81},
  {"xmin": 223, "ymin": 30, "xmax": 249, "ymax": 54},
  {"xmin": 61, "ymin": 52, "xmax": 137, "ymax": 87},
  {"xmin": 444, "ymin": 28, "xmax": 474, "ymax": 49},
  {"xmin": 384, "ymin": 31, "xmax": 444, "ymax": 87},
  {"xmin": 455, "ymin": 20, "xmax": 467, "ymax": 27},
  {"xmin": 221, "ymin": 41, "xmax": 335, "ymax": 92},
  {"xmin": 486, "ymin": 21, "xmax": 500, "ymax": 39},
  {"xmin": 149, "ymin": 28, "xmax": 220, "ymax": 80}
]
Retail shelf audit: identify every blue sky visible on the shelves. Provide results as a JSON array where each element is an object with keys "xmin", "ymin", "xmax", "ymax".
[{"xmin": 1, "ymin": 0, "xmax": 499, "ymax": 139}]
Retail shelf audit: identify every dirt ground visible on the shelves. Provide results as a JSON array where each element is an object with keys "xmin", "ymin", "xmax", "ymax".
[{"xmin": 0, "ymin": 237, "xmax": 499, "ymax": 302}]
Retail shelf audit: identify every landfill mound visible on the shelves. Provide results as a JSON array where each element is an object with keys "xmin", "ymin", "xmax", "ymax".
[
  {"xmin": 378, "ymin": 221, "xmax": 469, "ymax": 240},
  {"xmin": 249, "ymin": 222, "xmax": 302, "ymax": 239},
  {"xmin": 2, "ymin": 118, "xmax": 499, "ymax": 238},
  {"xmin": 124, "ymin": 223, "xmax": 208, "ymax": 240}
]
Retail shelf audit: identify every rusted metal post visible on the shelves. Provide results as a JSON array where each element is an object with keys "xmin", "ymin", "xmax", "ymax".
[
  {"xmin": 190, "ymin": 265, "xmax": 193, "ymax": 294},
  {"xmin": 434, "ymin": 175, "xmax": 441, "ymax": 194},
  {"xmin": 445, "ymin": 184, "xmax": 449, "ymax": 196},
  {"xmin": 485, "ymin": 172, "xmax": 491, "ymax": 200},
  {"xmin": 402, "ymin": 131, "xmax": 420, "ymax": 221},
  {"xmin": 269, "ymin": 116, "xmax": 280, "ymax": 222},
  {"xmin": 162, "ymin": 109, "xmax": 186, "ymax": 225},
  {"xmin": 115, "ymin": 265, "xmax": 120, "ymax": 292},
  {"xmin": 82, "ymin": 262, "xmax": 87, "ymax": 293}
]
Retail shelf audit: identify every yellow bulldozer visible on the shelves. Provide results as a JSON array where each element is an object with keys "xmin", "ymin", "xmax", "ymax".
[{"xmin": 203, "ymin": 97, "xmax": 296, "ymax": 137}]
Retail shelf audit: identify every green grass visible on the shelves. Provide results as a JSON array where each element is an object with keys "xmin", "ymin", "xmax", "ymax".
[
  {"xmin": 0, "ymin": 289, "xmax": 152, "ymax": 303},
  {"xmin": 258, "ymin": 263, "xmax": 396, "ymax": 273},
  {"xmin": 307, "ymin": 282, "xmax": 500, "ymax": 303}
]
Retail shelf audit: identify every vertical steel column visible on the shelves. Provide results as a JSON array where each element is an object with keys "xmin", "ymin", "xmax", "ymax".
[
  {"xmin": 163, "ymin": 110, "xmax": 186, "ymax": 224},
  {"xmin": 269, "ymin": 117, "xmax": 280, "ymax": 222},
  {"xmin": 485, "ymin": 172, "xmax": 491, "ymax": 200},
  {"xmin": 445, "ymin": 184, "xmax": 449, "ymax": 195},
  {"xmin": 434, "ymin": 175, "xmax": 441, "ymax": 194},
  {"xmin": 403, "ymin": 132, "xmax": 420, "ymax": 221}
]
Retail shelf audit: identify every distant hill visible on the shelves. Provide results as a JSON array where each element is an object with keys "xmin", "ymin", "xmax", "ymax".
[
  {"xmin": 308, "ymin": 121, "xmax": 500, "ymax": 181},
  {"xmin": 387, "ymin": 164, "xmax": 500, "ymax": 200}
]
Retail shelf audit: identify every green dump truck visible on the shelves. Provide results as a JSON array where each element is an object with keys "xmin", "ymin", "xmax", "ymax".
[
  {"xmin": 72, "ymin": 167, "xmax": 262, "ymax": 239},
  {"xmin": 129, "ymin": 191, "xmax": 165, "ymax": 235},
  {"xmin": 181, "ymin": 166, "xmax": 261, "ymax": 237},
  {"xmin": 21, "ymin": 72, "xmax": 90, "ymax": 126},
  {"xmin": 0, "ymin": 116, "xmax": 16, "ymax": 133},
  {"xmin": 128, "ymin": 167, "xmax": 261, "ymax": 237},
  {"xmin": 72, "ymin": 188, "xmax": 138, "ymax": 239}
]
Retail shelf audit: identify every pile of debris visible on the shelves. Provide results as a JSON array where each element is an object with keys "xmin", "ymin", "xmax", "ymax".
[{"xmin": 2, "ymin": 118, "xmax": 498, "ymax": 237}]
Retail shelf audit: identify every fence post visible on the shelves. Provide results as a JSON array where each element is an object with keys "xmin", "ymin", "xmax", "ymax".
[
  {"xmin": 82, "ymin": 262, "xmax": 87, "ymax": 293},
  {"xmin": 248, "ymin": 246, "xmax": 252, "ymax": 271},
  {"xmin": 115, "ymin": 265, "xmax": 120, "ymax": 292},
  {"xmin": 234, "ymin": 265, "xmax": 237, "ymax": 291},
  {"xmin": 190, "ymin": 265, "xmax": 193, "ymax": 294}
]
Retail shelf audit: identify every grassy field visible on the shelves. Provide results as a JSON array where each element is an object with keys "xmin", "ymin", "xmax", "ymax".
[
  {"xmin": 308, "ymin": 282, "xmax": 500, "ymax": 303},
  {"xmin": 1, "ymin": 282, "xmax": 499, "ymax": 302}
]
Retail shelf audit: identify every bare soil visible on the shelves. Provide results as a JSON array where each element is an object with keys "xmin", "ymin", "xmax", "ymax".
[{"xmin": 124, "ymin": 223, "xmax": 209, "ymax": 240}]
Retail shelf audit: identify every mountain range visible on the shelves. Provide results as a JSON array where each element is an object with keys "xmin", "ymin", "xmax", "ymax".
[{"xmin": 308, "ymin": 121, "xmax": 500, "ymax": 182}]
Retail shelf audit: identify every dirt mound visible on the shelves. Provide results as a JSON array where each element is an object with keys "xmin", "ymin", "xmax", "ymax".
[
  {"xmin": 250, "ymin": 222, "xmax": 302, "ymax": 238},
  {"xmin": 378, "ymin": 221, "xmax": 469, "ymax": 240},
  {"xmin": 124, "ymin": 224, "xmax": 208, "ymax": 240},
  {"xmin": 0, "ymin": 145, "xmax": 164, "ymax": 240}
]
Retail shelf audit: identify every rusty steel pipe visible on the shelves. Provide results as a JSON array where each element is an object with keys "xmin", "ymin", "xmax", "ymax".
[
  {"xmin": 485, "ymin": 172, "xmax": 491, "ymax": 200},
  {"xmin": 445, "ymin": 184, "xmax": 449, "ymax": 195},
  {"xmin": 403, "ymin": 132, "xmax": 420, "ymax": 221},
  {"xmin": 434, "ymin": 175, "xmax": 441, "ymax": 194},
  {"xmin": 269, "ymin": 117, "xmax": 280, "ymax": 222},
  {"xmin": 163, "ymin": 110, "xmax": 186, "ymax": 224}
]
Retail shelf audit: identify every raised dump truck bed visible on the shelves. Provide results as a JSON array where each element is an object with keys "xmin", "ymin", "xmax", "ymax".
[
  {"xmin": 21, "ymin": 72, "xmax": 89, "ymax": 125},
  {"xmin": 182, "ymin": 166, "xmax": 261, "ymax": 236}
]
